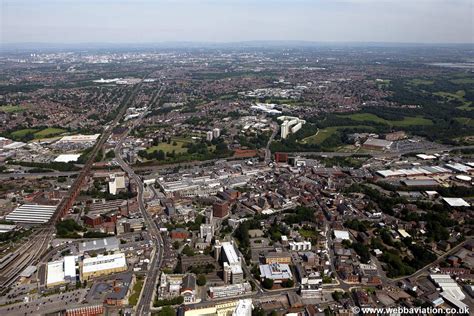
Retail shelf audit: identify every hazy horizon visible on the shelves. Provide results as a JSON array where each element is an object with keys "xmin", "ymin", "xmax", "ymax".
[{"xmin": 2, "ymin": 0, "xmax": 473, "ymax": 45}]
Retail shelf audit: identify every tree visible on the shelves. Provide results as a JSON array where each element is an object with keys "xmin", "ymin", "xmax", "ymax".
[
  {"xmin": 196, "ymin": 274, "xmax": 207, "ymax": 286},
  {"xmin": 158, "ymin": 306, "xmax": 175, "ymax": 316},
  {"xmin": 262, "ymin": 278, "xmax": 274, "ymax": 289},
  {"xmin": 282, "ymin": 279, "xmax": 294, "ymax": 288},
  {"xmin": 182, "ymin": 245, "xmax": 195, "ymax": 257}
]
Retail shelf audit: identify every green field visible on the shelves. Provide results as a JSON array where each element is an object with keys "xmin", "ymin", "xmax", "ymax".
[
  {"xmin": 10, "ymin": 128, "xmax": 39, "ymax": 138},
  {"xmin": 434, "ymin": 90, "xmax": 472, "ymax": 110},
  {"xmin": 408, "ymin": 79, "xmax": 434, "ymax": 86},
  {"xmin": 299, "ymin": 229, "xmax": 318, "ymax": 238},
  {"xmin": 455, "ymin": 117, "xmax": 474, "ymax": 126},
  {"xmin": 146, "ymin": 138, "xmax": 190, "ymax": 154},
  {"xmin": 341, "ymin": 113, "xmax": 433, "ymax": 127},
  {"xmin": 450, "ymin": 78, "xmax": 474, "ymax": 84},
  {"xmin": 128, "ymin": 278, "xmax": 144, "ymax": 306},
  {"xmin": 34, "ymin": 128, "xmax": 66, "ymax": 138},
  {"xmin": 302, "ymin": 127, "xmax": 339, "ymax": 144},
  {"xmin": 302, "ymin": 125, "xmax": 374, "ymax": 145},
  {"xmin": 0, "ymin": 105, "xmax": 26, "ymax": 113}
]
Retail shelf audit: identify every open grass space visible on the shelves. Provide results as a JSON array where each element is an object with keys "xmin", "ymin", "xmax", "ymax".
[
  {"xmin": 0, "ymin": 105, "xmax": 26, "ymax": 113},
  {"xmin": 434, "ymin": 90, "xmax": 472, "ymax": 110},
  {"xmin": 10, "ymin": 128, "xmax": 39, "ymax": 139},
  {"xmin": 341, "ymin": 113, "xmax": 433, "ymax": 127},
  {"xmin": 408, "ymin": 79, "xmax": 434, "ymax": 86},
  {"xmin": 450, "ymin": 78, "xmax": 474, "ymax": 84},
  {"xmin": 302, "ymin": 125, "xmax": 374, "ymax": 145},
  {"xmin": 34, "ymin": 128, "xmax": 67, "ymax": 138},
  {"xmin": 454, "ymin": 117, "xmax": 474, "ymax": 126},
  {"xmin": 128, "ymin": 278, "xmax": 144, "ymax": 306},
  {"xmin": 146, "ymin": 138, "xmax": 190, "ymax": 154}
]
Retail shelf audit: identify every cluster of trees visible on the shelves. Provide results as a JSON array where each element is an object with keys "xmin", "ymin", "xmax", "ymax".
[
  {"xmin": 139, "ymin": 139, "xmax": 233, "ymax": 164},
  {"xmin": 188, "ymin": 263, "xmax": 215, "ymax": 275},
  {"xmin": 56, "ymin": 219, "xmax": 85, "ymax": 238},
  {"xmin": 153, "ymin": 296, "xmax": 184, "ymax": 307},
  {"xmin": 344, "ymin": 219, "xmax": 369, "ymax": 232},
  {"xmin": 284, "ymin": 206, "xmax": 316, "ymax": 224}
]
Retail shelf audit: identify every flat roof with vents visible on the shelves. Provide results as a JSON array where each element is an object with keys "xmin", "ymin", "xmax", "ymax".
[{"xmin": 5, "ymin": 204, "xmax": 57, "ymax": 224}]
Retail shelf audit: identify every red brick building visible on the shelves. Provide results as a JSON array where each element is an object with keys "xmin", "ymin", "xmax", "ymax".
[
  {"xmin": 170, "ymin": 228, "xmax": 190, "ymax": 240},
  {"xmin": 213, "ymin": 201, "xmax": 229, "ymax": 218}
]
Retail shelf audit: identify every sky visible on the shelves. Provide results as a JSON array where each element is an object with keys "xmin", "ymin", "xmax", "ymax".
[{"xmin": 1, "ymin": 0, "xmax": 473, "ymax": 44}]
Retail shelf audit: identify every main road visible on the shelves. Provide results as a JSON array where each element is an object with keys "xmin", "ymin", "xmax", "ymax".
[{"xmin": 114, "ymin": 86, "xmax": 165, "ymax": 315}]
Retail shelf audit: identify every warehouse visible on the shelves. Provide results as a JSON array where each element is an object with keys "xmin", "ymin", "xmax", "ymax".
[
  {"xmin": 362, "ymin": 138, "xmax": 393, "ymax": 150},
  {"xmin": 78, "ymin": 237, "xmax": 120, "ymax": 254},
  {"xmin": 81, "ymin": 253, "xmax": 127, "ymax": 281},
  {"xmin": 5, "ymin": 204, "xmax": 57, "ymax": 224},
  {"xmin": 46, "ymin": 256, "xmax": 77, "ymax": 287}
]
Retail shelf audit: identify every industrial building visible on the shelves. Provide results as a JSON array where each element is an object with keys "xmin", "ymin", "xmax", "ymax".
[
  {"xmin": 5, "ymin": 204, "xmax": 57, "ymax": 224},
  {"xmin": 362, "ymin": 138, "xmax": 393, "ymax": 150},
  {"xmin": 158, "ymin": 176, "xmax": 222, "ymax": 198},
  {"xmin": 78, "ymin": 237, "xmax": 120, "ymax": 254},
  {"xmin": 259, "ymin": 263, "xmax": 293, "ymax": 284},
  {"xmin": 108, "ymin": 173, "xmax": 126, "ymax": 195},
  {"xmin": 46, "ymin": 256, "xmax": 77, "ymax": 287},
  {"xmin": 81, "ymin": 253, "xmax": 127, "ymax": 281}
]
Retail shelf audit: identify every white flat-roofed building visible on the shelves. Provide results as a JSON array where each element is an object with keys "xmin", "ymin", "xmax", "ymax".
[
  {"xmin": 333, "ymin": 230, "xmax": 351, "ymax": 241},
  {"xmin": 442, "ymin": 197, "xmax": 470, "ymax": 207},
  {"xmin": 47, "ymin": 260, "xmax": 66, "ymax": 287},
  {"xmin": 78, "ymin": 237, "xmax": 120, "ymax": 254},
  {"xmin": 417, "ymin": 154, "xmax": 437, "ymax": 160},
  {"xmin": 0, "ymin": 224, "xmax": 17, "ymax": 233},
  {"xmin": 259, "ymin": 263, "xmax": 293, "ymax": 283},
  {"xmin": 430, "ymin": 274, "xmax": 466, "ymax": 308},
  {"xmin": 208, "ymin": 282, "xmax": 252, "ymax": 299},
  {"xmin": 81, "ymin": 253, "xmax": 127, "ymax": 281},
  {"xmin": 445, "ymin": 163, "xmax": 473, "ymax": 173},
  {"xmin": 5, "ymin": 204, "xmax": 57, "ymax": 224},
  {"xmin": 289, "ymin": 241, "xmax": 312, "ymax": 251},
  {"xmin": 215, "ymin": 240, "xmax": 243, "ymax": 284},
  {"xmin": 54, "ymin": 154, "xmax": 81, "ymax": 163},
  {"xmin": 46, "ymin": 256, "xmax": 78, "ymax": 287},
  {"xmin": 232, "ymin": 299, "xmax": 252, "ymax": 316},
  {"xmin": 59, "ymin": 134, "xmax": 100, "ymax": 143}
]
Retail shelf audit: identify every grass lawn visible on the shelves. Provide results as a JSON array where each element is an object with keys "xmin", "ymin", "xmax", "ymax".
[
  {"xmin": 34, "ymin": 128, "xmax": 66, "ymax": 138},
  {"xmin": 302, "ymin": 125, "xmax": 374, "ymax": 145},
  {"xmin": 450, "ymin": 78, "xmax": 474, "ymax": 84},
  {"xmin": 146, "ymin": 138, "xmax": 190, "ymax": 154},
  {"xmin": 299, "ymin": 229, "xmax": 317, "ymax": 238},
  {"xmin": 10, "ymin": 128, "xmax": 39, "ymax": 139},
  {"xmin": 454, "ymin": 117, "xmax": 474, "ymax": 126},
  {"xmin": 302, "ymin": 127, "xmax": 337, "ymax": 144},
  {"xmin": 128, "ymin": 278, "xmax": 144, "ymax": 306},
  {"xmin": 434, "ymin": 90, "xmax": 472, "ymax": 110},
  {"xmin": 341, "ymin": 113, "xmax": 433, "ymax": 127},
  {"xmin": 408, "ymin": 79, "xmax": 434, "ymax": 86},
  {"xmin": 0, "ymin": 105, "xmax": 26, "ymax": 113}
]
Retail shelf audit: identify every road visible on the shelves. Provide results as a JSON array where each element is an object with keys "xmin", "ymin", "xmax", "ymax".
[
  {"xmin": 114, "ymin": 86, "xmax": 165, "ymax": 315},
  {"xmin": 265, "ymin": 122, "xmax": 279, "ymax": 163}
]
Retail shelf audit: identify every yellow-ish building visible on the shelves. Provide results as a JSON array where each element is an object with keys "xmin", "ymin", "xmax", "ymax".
[
  {"xmin": 183, "ymin": 299, "xmax": 240, "ymax": 316},
  {"xmin": 81, "ymin": 253, "xmax": 127, "ymax": 281},
  {"xmin": 264, "ymin": 252, "xmax": 292, "ymax": 264}
]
